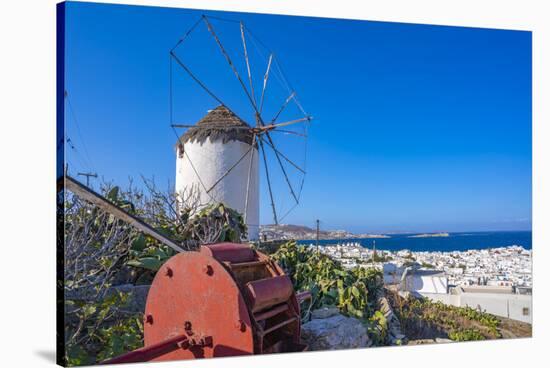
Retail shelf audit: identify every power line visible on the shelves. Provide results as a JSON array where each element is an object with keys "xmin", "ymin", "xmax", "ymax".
[
  {"xmin": 64, "ymin": 90, "xmax": 96, "ymax": 172},
  {"xmin": 66, "ymin": 136, "xmax": 92, "ymax": 174}
]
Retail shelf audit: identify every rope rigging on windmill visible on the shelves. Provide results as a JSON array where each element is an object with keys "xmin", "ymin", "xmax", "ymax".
[{"xmin": 170, "ymin": 14, "xmax": 312, "ymax": 240}]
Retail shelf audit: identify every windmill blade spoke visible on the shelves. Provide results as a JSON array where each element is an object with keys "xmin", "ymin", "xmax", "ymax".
[
  {"xmin": 292, "ymin": 95, "xmax": 309, "ymax": 117},
  {"xmin": 244, "ymin": 133, "xmax": 257, "ymax": 223},
  {"xmin": 172, "ymin": 122, "xmax": 308, "ymax": 134},
  {"xmin": 171, "ymin": 16, "xmax": 204, "ymax": 53},
  {"xmin": 206, "ymin": 141, "xmax": 256, "ymax": 194},
  {"xmin": 272, "ymin": 54, "xmax": 310, "ymax": 117},
  {"xmin": 259, "ymin": 53, "xmax": 273, "ymax": 116},
  {"xmin": 259, "ymin": 135, "xmax": 306, "ymax": 174},
  {"xmin": 240, "ymin": 22, "xmax": 257, "ymax": 110},
  {"xmin": 271, "ymin": 91, "xmax": 296, "ymax": 123},
  {"xmin": 269, "ymin": 129, "xmax": 307, "ymax": 138},
  {"xmin": 259, "ymin": 140, "xmax": 278, "ymax": 224},
  {"xmin": 202, "ymin": 16, "xmax": 258, "ymax": 112},
  {"xmin": 279, "ymin": 203, "xmax": 299, "ymax": 223},
  {"xmin": 170, "ymin": 51, "xmax": 226, "ymax": 107},
  {"xmin": 263, "ymin": 132, "xmax": 299, "ymax": 204},
  {"xmin": 260, "ymin": 116, "xmax": 312, "ymax": 131}
]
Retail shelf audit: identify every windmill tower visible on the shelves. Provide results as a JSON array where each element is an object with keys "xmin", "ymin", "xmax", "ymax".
[{"xmin": 175, "ymin": 105, "xmax": 259, "ymax": 239}]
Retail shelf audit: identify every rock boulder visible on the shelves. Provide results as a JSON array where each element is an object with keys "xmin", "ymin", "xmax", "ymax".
[{"xmin": 301, "ymin": 310, "xmax": 370, "ymax": 350}]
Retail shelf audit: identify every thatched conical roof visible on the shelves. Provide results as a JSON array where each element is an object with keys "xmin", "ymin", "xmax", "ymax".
[{"xmin": 178, "ymin": 105, "xmax": 255, "ymax": 146}]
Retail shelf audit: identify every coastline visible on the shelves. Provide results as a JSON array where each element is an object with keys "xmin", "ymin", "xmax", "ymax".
[{"xmin": 295, "ymin": 230, "xmax": 532, "ymax": 252}]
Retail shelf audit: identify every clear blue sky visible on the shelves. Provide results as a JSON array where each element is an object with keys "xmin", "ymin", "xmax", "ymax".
[{"xmin": 63, "ymin": 1, "xmax": 532, "ymax": 233}]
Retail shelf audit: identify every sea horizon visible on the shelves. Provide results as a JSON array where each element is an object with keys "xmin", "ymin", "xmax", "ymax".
[{"xmin": 296, "ymin": 230, "xmax": 532, "ymax": 252}]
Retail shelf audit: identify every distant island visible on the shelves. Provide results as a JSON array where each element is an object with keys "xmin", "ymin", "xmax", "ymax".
[
  {"xmin": 260, "ymin": 224, "xmax": 390, "ymax": 241},
  {"xmin": 408, "ymin": 232, "xmax": 450, "ymax": 238}
]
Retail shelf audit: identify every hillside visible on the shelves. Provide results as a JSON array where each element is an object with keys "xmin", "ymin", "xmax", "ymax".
[{"xmin": 259, "ymin": 224, "xmax": 388, "ymax": 241}]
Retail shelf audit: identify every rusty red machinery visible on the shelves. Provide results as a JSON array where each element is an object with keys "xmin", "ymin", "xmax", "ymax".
[
  {"xmin": 63, "ymin": 177, "xmax": 310, "ymax": 364},
  {"xmin": 103, "ymin": 242, "xmax": 311, "ymax": 364}
]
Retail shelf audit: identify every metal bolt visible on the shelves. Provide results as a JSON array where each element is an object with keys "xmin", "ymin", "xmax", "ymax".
[
  {"xmin": 145, "ymin": 314, "xmax": 154, "ymax": 324},
  {"xmin": 184, "ymin": 321, "xmax": 192, "ymax": 331},
  {"xmin": 235, "ymin": 320, "xmax": 246, "ymax": 332},
  {"xmin": 204, "ymin": 265, "xmax": 214, "ymax": 276},
  {"xmin": 165, "ymin": 267, "xmax": 173, "ymax": 278}
]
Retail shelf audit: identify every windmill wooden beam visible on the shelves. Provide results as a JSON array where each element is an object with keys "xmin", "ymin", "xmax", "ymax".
[
  {"xmin": 255, "ymin": 116, "xmax": 312, "ymax": 132},
  {"xmin": 64, "ymin": 175, "xmax": 186, "ymax": 253},
  {"xmin": 172, "ymin": 116, "xmax": 312, "ymax": 135}
]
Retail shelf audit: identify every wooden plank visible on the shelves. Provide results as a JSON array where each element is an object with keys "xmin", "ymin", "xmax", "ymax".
[{"xmin": 64, "ymin": 176, "xmax": 185, "ymax": 253}]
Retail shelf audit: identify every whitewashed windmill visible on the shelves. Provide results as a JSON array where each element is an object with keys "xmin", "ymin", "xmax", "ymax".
[
  {"xmin": 170, "ymin": 15, "xmax": 311, "ymax": 241},
  {"xmin": 175, "ymin": 105, "xmax": 260, "ymax": 238}
]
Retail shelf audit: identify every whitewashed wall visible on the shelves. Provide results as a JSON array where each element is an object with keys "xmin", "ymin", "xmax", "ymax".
[
  {"xmin": 408, "ymin": 274, "xmax": 448, "ymax": 294},
  {"xmin": 175, "ymin": 137, "xmax": 259, "ymax": 240},
  {"xmin": 421, "ymin": 292, "xmax": 532, "ymax": 324}
]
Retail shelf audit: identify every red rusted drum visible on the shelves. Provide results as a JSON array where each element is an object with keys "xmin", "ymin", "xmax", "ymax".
[
  {"xmin": 103, "ymin": 243, "xmax": 308, "ymax": 364},
  {"xmin": 144, "ymin": 251, "xmax": 255, "ymax": 361},
  {"xmin": 200, "ymin": 242, "xmax": 256, "ymax": 263},
  {"xmin": 245, "ymin": 276, "xmax": 294, "ymax": 313}
]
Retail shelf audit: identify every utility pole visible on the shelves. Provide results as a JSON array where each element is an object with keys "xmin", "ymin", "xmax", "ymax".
[
  {"xmin": 316, "ymin": 219, "xmax": 320, "ymax": 249},
  {"xmin": 372, "ymin": 240, "xmax": 376, "ymax": 262},
  {"xmin": 77, "ymin": 172, "xmax": 98, "ymax": 187}
]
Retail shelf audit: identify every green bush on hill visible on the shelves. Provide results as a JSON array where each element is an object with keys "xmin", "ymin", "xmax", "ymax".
[
  {"xmin": 392, "ymin": 295, "xmax": 501, "ymax": 341},
  {"xmin": 271, "ymin": 241, "xmax": 385, "ymax": 332}
]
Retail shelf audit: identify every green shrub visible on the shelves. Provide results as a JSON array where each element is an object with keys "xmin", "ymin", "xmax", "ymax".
[
  {"xmin": 368, "ymin": 310, "xmax": 388, "ymax": 345},
  {"xmin": 393, "ymin": 295, "xmax": 501, "ymax": 341},
  {"xmin": 449, "ymin": 328, "xmax": 485, "ymax": 341},
  {"xmin": 65, "ymin": 291, "xmax": 143, "ymax": 366},
  {"xmin": 272, "ymin": 241, "xmax": 382, "ymax": 320}
]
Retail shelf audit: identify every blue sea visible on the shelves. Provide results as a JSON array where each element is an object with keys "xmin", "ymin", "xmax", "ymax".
[{"xmin": 296, "ymin": 231, "xmax": 532, "ymax": 252}]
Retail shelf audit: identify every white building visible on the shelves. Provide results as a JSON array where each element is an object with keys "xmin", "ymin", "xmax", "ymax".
[
  {"xmin": 404, "ymin": 269, "xmax": 448, "ymax": 294},
  {"xmin": 175, "ymin": 105, "xmax": 259, "ymax": 240},
  {"xmin": 383, "ymin": 263, "xmax": 448, "ymax": 294}
]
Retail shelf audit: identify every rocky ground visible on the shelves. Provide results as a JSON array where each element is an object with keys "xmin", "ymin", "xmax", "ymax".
[
  {"xmin": 496, "ymin": 316, "xmax": 532, "ymax": 339},
  {"xmin": 301, "ymin": 307, "xmax": 370, "ymax": 350}
]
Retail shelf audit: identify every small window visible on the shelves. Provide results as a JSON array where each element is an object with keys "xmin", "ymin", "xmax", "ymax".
[{"xmin": 523, "ymin": 307, "xmax": 530, "ymax": 316}]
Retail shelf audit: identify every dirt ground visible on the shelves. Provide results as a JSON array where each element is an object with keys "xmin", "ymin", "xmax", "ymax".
[
  {"xmin": 386, "ymin": 290, "xmax": 532, "ymax": 343},
  {"xmin": 497, "ymin": 316, "xmax": 532, "ymax": 339}
]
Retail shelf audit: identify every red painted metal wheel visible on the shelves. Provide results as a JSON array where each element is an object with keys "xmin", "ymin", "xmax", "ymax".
[{"xmin": 144, "ymin": 252, "xmax": 254, "ymax": 361}]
